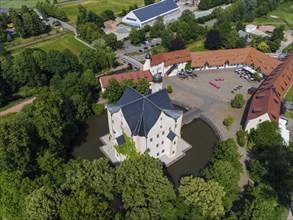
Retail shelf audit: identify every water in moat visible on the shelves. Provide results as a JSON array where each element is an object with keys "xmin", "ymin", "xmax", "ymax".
[{"xmin": 72, "ymin": 111, "xmax": 218, "ymax": 187}]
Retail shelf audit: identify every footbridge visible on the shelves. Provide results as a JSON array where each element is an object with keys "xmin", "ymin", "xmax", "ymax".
[
  {"xmin": 119, "ymin": 55, "xmax": 143, "ymax": 70},
  {"xmin": 182, "ymin": 108, "xmax": 203, "ymax": 125}
]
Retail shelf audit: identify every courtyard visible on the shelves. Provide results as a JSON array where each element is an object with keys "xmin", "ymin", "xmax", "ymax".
[{"xmin": 163, "ymin": 68, "xmax": 262, "ymax": 139}]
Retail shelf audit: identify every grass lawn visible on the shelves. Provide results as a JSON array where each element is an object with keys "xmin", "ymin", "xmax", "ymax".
[
  {"xmin": 0, "ymin": 99, "xmax": 24, "ymax": 112},
  {"xmin": 253, "ymin": 2, "xmax": 293, "ymax": 30},
  {"xmin": 0, "ymin": 0, "xmax": 68, "ymax": 8},
  {"xmin": 187, "ymin": 40, "xmax": 207, "ymax": 52},
  {"xmin": 285, "ymin": 85, "xmax": 293, "ymax": 102},
  {"xmin": 12, "ymin": 32, "xmax": 89, "ymax": 57},
  {"xmin": 284, "ymin": 111, "xmax": 293, "ymax": 119},
  {"xmin": 282, "ymin": 43, "xmax": 293, "ymax": 54},
  {"xmin": 60, "ymin": 0, "xmax": 145, "ymax": 25}
]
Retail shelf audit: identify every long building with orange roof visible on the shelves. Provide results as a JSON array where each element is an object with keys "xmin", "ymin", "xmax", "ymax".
[
  {"xmin": 245, "ymin": 51, "xmax": 292, "ymax": 145},
  {"xmin": 143, "ymin": 47, "xmax": 281, "ymax": 77}
]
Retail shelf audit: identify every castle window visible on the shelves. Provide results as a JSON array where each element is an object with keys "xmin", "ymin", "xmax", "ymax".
[
  {"xmin": 156, "ymin": 144, "xmax": 159, "ymax": 148},
  {"xmin": 157, "ymin": 134, "xmax": 159, "ymax": 138},
  {"xmin": 150, "ymin": 138, "xmax": 153, "ymax": 142},
  {"xmin": 175, "ymin": 123, "xmax": 177, "ymax": 128},
  {"xmin": 160, "ymin": 117, "xmax": 162, "ymax": 120},
  {"xmin": 172, "ymin": 151, "xmax": 175, "ymax": 154},
  {"xmin": 169, "ymin": 127, "xmax": 171, "ymax": 131},
  {"xmin": 174, "ymin": 141, "xmax": 176, "ymax": 145},
  {"xmin": 162, "ymin": 149, "xmax": 165, "ymax": 153},
  {"xmin": 259, "ymin": 119, "xmax": 262, "ymax": 122},
  {"xmin": 157, "ymin": 153, "xmax": 159, "ymax": 156},
  {"xmin": 162, "ymin": 131, "xmax": 165, "ymax": 135},
  {"xmin": 160, "ymin": 125, "xmax": 162, "ymax": 129},
  {"xmin": 161, "ymin": 141, "xmax": 164, "ymax": 145}
]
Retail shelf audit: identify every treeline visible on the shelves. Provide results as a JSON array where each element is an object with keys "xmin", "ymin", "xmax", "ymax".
[
  {"xmin": 36, "ymin": 1, "xmax": 68, "ymax": 21},
  {"xmin": 129, "ymin": 10, "xmax": 206, "ymax": 51},
  {"xmin": 0, "ymin": 47, "xmax": 114, "ymax": 106},
  {"xmin": 102, "ymin": 77, "xmax": 150, "ymax": 103},
  {"xmin": 0, "ymin": 6, "xmax": 48, "ymax": 42},
  {"xmin": 76, "ymin": 6, "xmax": 123, "ymax": 50}
]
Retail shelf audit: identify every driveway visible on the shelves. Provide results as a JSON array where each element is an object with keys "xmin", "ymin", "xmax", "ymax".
[
  {"xmin": 276, "ymin": 30, "xmax": 293, "ymax": 55},
  {"xmin": 194, "ymin": 4, "xmax": 231, "ymax": 18}
]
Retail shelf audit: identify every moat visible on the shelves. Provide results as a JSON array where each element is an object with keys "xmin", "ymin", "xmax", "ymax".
[{"xmin": 72, "ymin": 112, "xmax": 218, "ymax": 186}]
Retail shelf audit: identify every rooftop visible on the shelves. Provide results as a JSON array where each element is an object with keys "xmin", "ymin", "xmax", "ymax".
[
  {"xmin": 107, "ymin": 87, "xmax": 182, "ymax": 136},
  {"xmin": 132, "ymin": 0, "xmax": 179, "ymax": 22}
]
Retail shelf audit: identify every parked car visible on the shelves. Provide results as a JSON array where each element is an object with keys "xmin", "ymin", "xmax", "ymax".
[
  {"xmin": 138, "ymin": 49, "xmax": 143, "ymax": 52},
  {"xmin": 143, "ymin": 46, "xmax": 148, "ymax": 50},
  {"xmin": 248, "ymin": 87, "xmax": 257, "ymax": 95}
]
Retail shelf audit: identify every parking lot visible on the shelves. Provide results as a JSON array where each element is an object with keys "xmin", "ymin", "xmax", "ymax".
[{"xmin": 172, "ymin": 68, "xmax": 262, "ymax": 103}]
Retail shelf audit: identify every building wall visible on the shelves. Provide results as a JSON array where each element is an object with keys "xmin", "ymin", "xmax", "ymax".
[
  {"xmin": 149, "ymin": 62, "xmax": 164, "ymax": 75},
  {"xmin": 245, "ymin": 113, "xmax": 271, "ymax": 131},
  {"xmin": 122, "ymin": 11, "xmax": 141, "ymax": 27}
]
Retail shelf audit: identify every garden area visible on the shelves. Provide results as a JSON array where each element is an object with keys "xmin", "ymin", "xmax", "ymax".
[
  {"xmin": 12, "ymin": 32, "xmax": 89, "ymax": 57},
  {"xmin": 253, "ymin": 1, "xmax": 293, "ymax": 30},
  {"xmin": 60, "ymin": 0, "xmax": 144, "ymax": 25}
]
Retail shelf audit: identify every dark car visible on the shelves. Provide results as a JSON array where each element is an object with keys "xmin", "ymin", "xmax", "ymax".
[
  {"xmin": 138, "ymin": 49, "xmax": 143, "ymax": 52},
  {"xmin": 155, "ymin": 43, "xmax": 160, "ymax": 46},
  {"xmin": 143, "ymin": 46, "xmax": 148, "ymax": 50},
  {"xmin": 151, "ymin": 45, "xmax": 155, "ymax": 47},
  {"xmin": 247, "ymin": 87, "xmax": 257, "ymax": 95}
]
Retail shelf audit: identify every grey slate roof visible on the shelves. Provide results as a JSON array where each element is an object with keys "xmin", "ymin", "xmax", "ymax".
[
  {"xmin": 107, "ymin": 87, "xmax": 182, "ymax": 137},
  {"xmin": 132, "ymin": 0, "xmax": 179, "ymax": 22},
  {"xmin": 167, "ymin": 131, "xmax": 176, "ymax": 141},
  {"xmin": 116, "ymin": 135, "xmax": 126, "ymax": 146}
]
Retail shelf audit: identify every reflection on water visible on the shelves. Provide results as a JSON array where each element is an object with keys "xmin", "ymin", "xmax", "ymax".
[{"xmin": 72, "ymin": 112, "xmax": 218, "ymax": 186}]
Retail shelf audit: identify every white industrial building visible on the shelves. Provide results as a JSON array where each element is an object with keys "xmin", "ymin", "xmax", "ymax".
[{"xmin": 122, "ymin": 0, "xmax": 179, "ymax": 27}]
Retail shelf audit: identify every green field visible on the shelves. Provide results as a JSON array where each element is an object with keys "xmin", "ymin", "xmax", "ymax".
[
  {"xmin": 0, "ymin": 0, "xmax": 68, "ymax": 8},
  {"xmin": 253, "ymin": 2, "xmax": 293, "ymax": 30},
  {"xmin": 12, "ymin": 32, "xmax": 89, "ymax": 57},
  {"xmin": 187, "ymin": 40, "xmax": 208, "ymax": 52},
  {"xmin": 60, "ymin": 0, "xmax": 144, "ymax": 25},
  {"xmin": 285, "ymin": 85, "xmax": 293, "ymax": 102}
]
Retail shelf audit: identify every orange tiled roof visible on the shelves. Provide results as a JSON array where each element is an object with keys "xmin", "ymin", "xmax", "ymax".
[
  {"xmin": 100, "ymin": 70, "xmax": 153, "ymax": 89},
  {"xmin": 151, "ymin": 49, "xmax": 191, "ymax": 67},
  {"xmin": 247, "ymin": 51, "xmax": 293, "ymax": 122}
]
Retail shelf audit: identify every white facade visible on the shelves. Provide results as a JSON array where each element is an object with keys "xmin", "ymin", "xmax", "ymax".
[
  {"xmin": 122, "ymin": 11, "xmax": 141, "ymax": 27},
  {"xmin": 279, "ymin": 117, "xmax": 290, "ymax": 146},
  {"xmin": 245, "ymin": 113, "xmax": 271, "ymax": 132},
  {"xmin": 108, "ymin": 105, "xmax": 182, "ymax": 161}
]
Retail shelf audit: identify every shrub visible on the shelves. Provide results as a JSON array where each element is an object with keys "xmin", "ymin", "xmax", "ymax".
[
  {"xmin": 223, "ymin": 115, "xmax": 234, "ymax": 129},
  {"xmin": 236, "ymin": 129, "xmax": 246, "ymax": 147},
  {"xmin": 92, "ymin": 103, "xmax": 105, "ymax": 116},
  {"xmin": 231, "ymin": 94, "xmax": 246, "ymax": 108},
  {"xmin": 167, "ymin": 85, "xmax": 173, "ymax": 93}
]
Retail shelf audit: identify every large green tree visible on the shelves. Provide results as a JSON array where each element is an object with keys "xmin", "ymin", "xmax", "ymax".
[
  {"xmin": 179, "ymin": 176, "xmax": 226, "ymax": 218},
  {"xmin": 116, "ymin": 154, "xmax": 177, "ymax": 219}
]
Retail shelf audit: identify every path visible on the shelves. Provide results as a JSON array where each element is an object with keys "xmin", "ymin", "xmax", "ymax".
[
  {"xmin": 0, "ymin": 97, "xmax": 36, "ymax": 117},
  {"xmin": 194, "ymin": 4, "xmax": 231, "ymax": 18},
  {"xmin": 119, "ymin": 55, "xmax": 143, "ymax": 70},
  {"xmin": 5, "ymin": 31, "xmax": 67, "ymax": 51}
]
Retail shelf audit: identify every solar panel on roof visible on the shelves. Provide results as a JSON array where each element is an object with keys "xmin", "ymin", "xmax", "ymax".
[{"xmin": 133, "ymin": 0, "xmax": 179, "ymax": 22}]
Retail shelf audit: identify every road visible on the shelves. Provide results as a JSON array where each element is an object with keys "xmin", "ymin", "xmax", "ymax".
[
  {"xmin": 0, "ymin": 97, "xmax": 36, "ymax": 117},
  {"xmin": 34, "ymin": 9, "xmax": 77, "ymax": 35},
  {"xmin": 194, "ymin": 4, "xmax": 231, "ymax": 18}
]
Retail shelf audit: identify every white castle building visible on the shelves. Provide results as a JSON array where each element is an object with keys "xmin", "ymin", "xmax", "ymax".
[{"xmin": 100, "ymin": 76, "xmax": 191, "ymax": 166}]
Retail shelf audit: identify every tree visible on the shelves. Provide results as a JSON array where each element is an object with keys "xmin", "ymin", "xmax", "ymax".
[
  {"xmin": 257, "ymin": 41, "xmax": 268, "ymax": 52},
  {"xmin": 168, "ymin": 36, "xmax": 186, "ymax": 52},
  {"xmin": 248, "ymin": 159, "xmax": 267, "ymax": 183},
  {"xmin": 223, "ymin": 115, "xmax": 234, "ymax": 129},
  {"xmin": 202, "ymin": 160, "xmax": 240, "ymax": 210},
  {"xmin": 236, "ymin": 128, "xmax": 247, "ymax": 147},
  {"xmin": 223, "ymin": 30, "xmax": 239, "ymax": 49},
  {"xmin": 249, "ymin": 121, "xmax": 283, "ymax": 149},
  {"xmin": 129, "ymin": 27, "xmax": 145, "ymax": 45},
  {"xmin": 101, "ymin": 10, "xmax": 115, "ymax": 21},
  {"xmin": 204, "ymin": 29, "xmax": 222, "ymax": 50},
  {"xmin": 231, "ymin": 93, "xmax": 246, "ymax": 108},
  {"xmin": 179, "ymin": 176, "xmax": 226, "ymax": 218},
  {"xmin": 104, "ymin": 78, "xmax": 122, "ymax": 103},
  {"xmin": 150, "ymin": 17, "xmax": 165, "ymax": 38},
  {"xmin": 59, "ymin": 190, "xmax": 112, "ymax": 219},
  {"xmin": 161, "ymin": 29, "xmax": 174, "ymax": 49},
  {"xmin": 144, "ymin": 0, "xmax": 155, "ymax": 5},
  {"xmin": 167, "ymin": 85, "xmax": 173, "ymax": 93},
  {"xmin": 62, "ymin": 158, "xmax": 114, "ymax": 201},
  {"xmin": 135, "ymin": 78, "xmax": 149, "ymax": 94},
  {"xmin": 25, "ymin": 186, "xmax": 63, "ymax": 220},
  {"xmin": 212, "ymin": 138, "xmax": 242, "ymax": 172},
  {"xmin": 272, "ymin": 25, "xmax": 284, "ymax": 41},
  {"xmin": 116, "ymin": 154, "xmax": 177, "ymax": 219}
]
